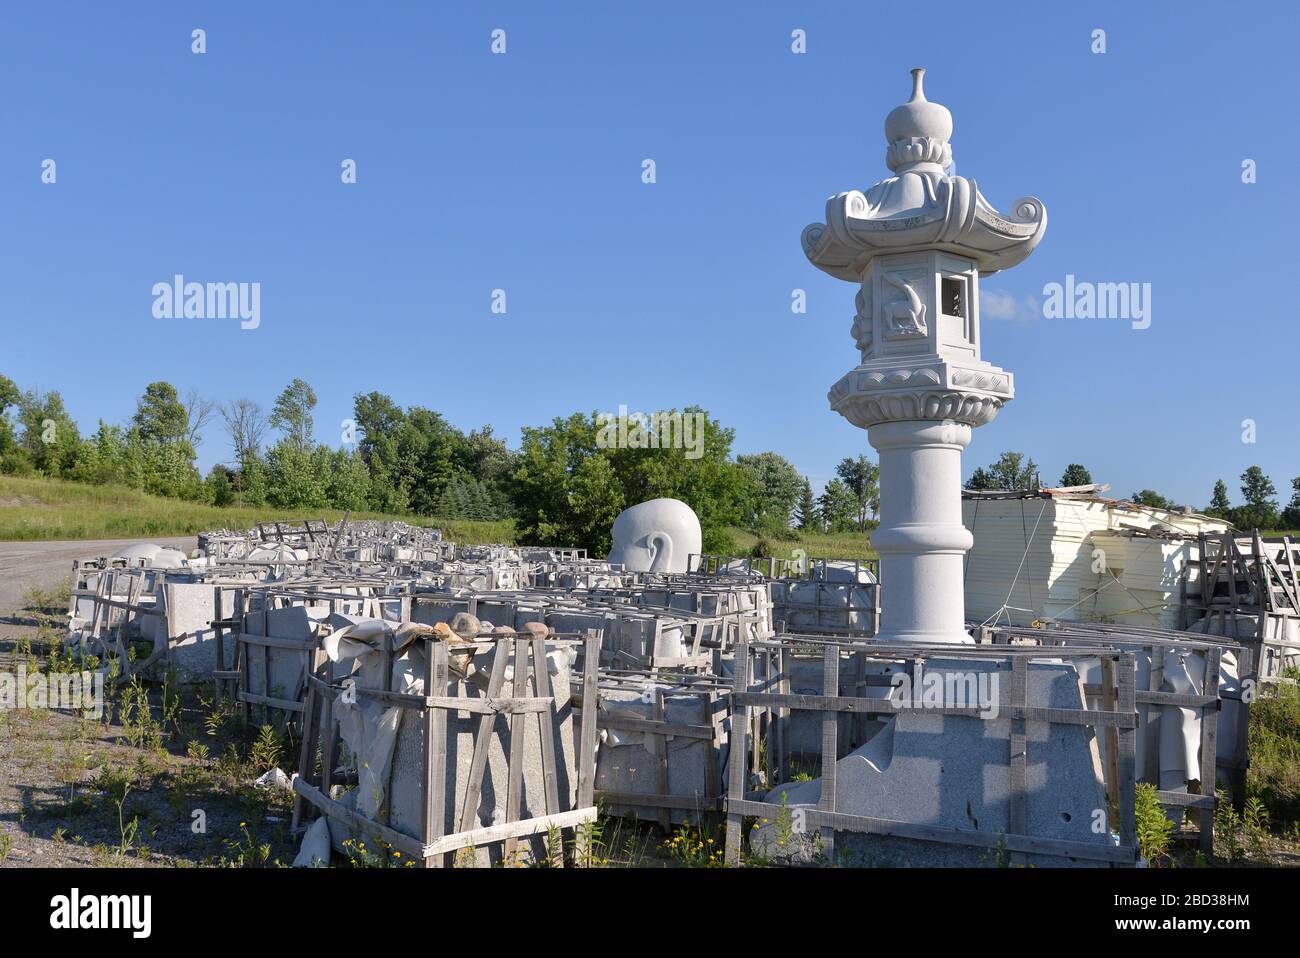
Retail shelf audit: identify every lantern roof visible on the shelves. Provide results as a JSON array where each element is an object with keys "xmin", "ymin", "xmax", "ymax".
[{"xmin": 802, "ymin": 68, "xmax": 1046, "ymax": 279}]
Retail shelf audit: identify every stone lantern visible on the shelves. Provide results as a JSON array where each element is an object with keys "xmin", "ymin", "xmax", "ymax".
[{"xmin": 802, "ymin": 68, "xmax": 1046, "ymax": 645}]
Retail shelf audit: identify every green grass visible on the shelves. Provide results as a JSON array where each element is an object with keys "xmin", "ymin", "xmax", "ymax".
[
  {"xmin": 1247, "ymin": 680, "xmax": 1300, "ymax": 829},
  {"xmin": 0, "ymin": 474, "xmax": 878, "ymax": 560},
  {"xmin": 727, "ymin": 527, "xmax": 877, "ymax": 562},
  {"xmin": 0, "ymin": 474, "xmax": 516, "ymax": 543}
]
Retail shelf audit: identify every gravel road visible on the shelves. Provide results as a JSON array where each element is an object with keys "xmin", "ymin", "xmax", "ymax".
[{"xmin": 0, "ymin": 537, "xmax": 195, "ymax": 617}]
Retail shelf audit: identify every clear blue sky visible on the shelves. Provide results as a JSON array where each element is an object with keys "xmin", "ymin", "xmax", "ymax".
[{"xmin": 3, "ymin": 1, "xmax": 1297, "ymax": 508}]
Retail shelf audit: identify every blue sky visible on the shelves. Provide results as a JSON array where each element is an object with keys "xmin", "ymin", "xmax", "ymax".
[{"xmin": 3, "ymin": 1, "xmax": 1297, "ymax": 508}]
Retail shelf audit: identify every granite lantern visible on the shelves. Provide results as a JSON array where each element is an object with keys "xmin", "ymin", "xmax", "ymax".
[{"xmin": 802, "ymin": 68, "xmax": 1046, "ymax": 645}]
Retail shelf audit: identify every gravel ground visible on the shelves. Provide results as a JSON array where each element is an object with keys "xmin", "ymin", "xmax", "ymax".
[
  {"xmin": 0, "ymin": 537, "xmax": 194, "ymax": 630},
  {"xmin": 0, "ymin": 536, "xmax": 298, "ymax": 869}
]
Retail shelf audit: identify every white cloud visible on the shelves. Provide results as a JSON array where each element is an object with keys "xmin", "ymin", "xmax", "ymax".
[{"xmin": 980, "ymin": 289, "xmax": 1040, "ymax": 323}]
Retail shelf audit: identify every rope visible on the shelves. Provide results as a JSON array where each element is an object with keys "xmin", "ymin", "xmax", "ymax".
[
  {"xmin": 977, "ymin": 495, "xmax": 1050, "ymax": 627},
  {"xmin": 978, "ymin": 493, "xmax": 1176, "ymax": 628},
  {"xmin": 1050, "ymin": 496, "xmax": 1178, "ymax": 624},
  {"xmin": 999, "ymin": 496, "xmax": 1050, "ymax": 616}
]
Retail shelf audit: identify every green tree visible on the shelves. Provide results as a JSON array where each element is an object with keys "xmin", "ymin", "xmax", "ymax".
[
  {"xmin": 794, "ymin": 477, "xmax": 819, "ymax": 531},
  {"xmin": 270, "ymin": 378, "xmax": 317, "ymax": 451},
  {"xmin": 137, "ymin": 438, "xmax": 203, "ymax": 499},
  {"xmin": 353, "ymin": 391, "xmax": 404, "ymax": 461},
  {"xmin": 351, "ymin": 390, "xmax": 405, "ymax": 509},
  {"xmin": 126, "ymin": 381, "xmax": 200, "ymax": 496},
  {"xmin": 1280, "ymin": 477, "xmax": 1300, "ymax": 530},
  {"xmin": 606, "ymin": 407, "xmax": 748, "ymax": 553},
  {"xmin": 133, "ymin": 381, "xmax": 189, "ymax": 444},
  {"xmin": 265, "ymin": 438, "xmax": 328, "ymax": 508},
  {"xmin": 967, "ymin": 451, "xmax": 1038, "ymax": 491},
  {"xmin": 0, "ymin": 373, "xmax": 18, "ymax": 456},
  {"xmin": 391, "ymin": 407, "xmax": 468, "ymax": 515},
  {"xmin": 509, "ymin": 407, "xmax": 747, "ymax": 555},
  {"xmin": 817, "ymin": 478, "xmax": 859, "ymax": 533},
  {"xmin": 1131, "ymin": 489, "xmax": 1179, "ymax": 511},
  {"xmin": 1231, "ymin": 466, "xmax": 1278, "ymax": 530},
  {"xmin": 205, "ymin": 464, "xmax": 236, "ymax": 507},
  {"xmin": 1206, "ymin": 479, "xmax": 1231, "ymax": 519},
  {"xmin": 0, "ymin": 374, "xmax": 17, "ymax": 415},
  {"xmin": 836, "ymin": 454, "xmax": 880, "ymax": 529},
  {"xmin": 454, "ymin": 427, "xmax": 515, "ymax": 519},
  {"xmin": 237, "ymin": 451, "xmax": 270, "ymax": 506},
  {"xmin": 566, "ymin": 455, "xmax": 626, "ymax": 551},
  {"xmin": 69, "ymin": 421, "xmax": 133, "ymax": 486},
  {"xmin": 511, "ymin": 412, "xmax": 599, "ymax": 546},
  {"xmin": 1059, "ymin": 463, "xmax": 1093, "ymax": 487},
  {"xmin": 437, "ymin": 475, "xmax": 501, "ymax": 520},
  {"xmin": 17, "ymin": 388, "xmax": 84, "ymax": 477},
  {"xmin": 737, "ymin": 452, "xmax": 803, "ymax": 529},
  {"xmin": 350, "ymin": 392, "xmax": 513, "ymax": 517},
  {"xmin": 326, "ymin": 448, "xmax": 372, "ymax": 511}
]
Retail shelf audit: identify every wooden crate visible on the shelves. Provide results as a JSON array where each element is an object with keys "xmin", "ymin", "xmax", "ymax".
[
  {"xmin": 291, "ymin": 630, "xmax": 600, "ymax": 867},
  {"xmin": 724, "ymin": 637, "xmax": 1140, "ymax": 867}
]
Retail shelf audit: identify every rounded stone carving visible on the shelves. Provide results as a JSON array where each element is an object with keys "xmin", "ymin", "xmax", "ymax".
[
  {"xmin": 830, "ymin": 389, "xmax": 1004, "ymax": 430},
  {"xmin": 1010, "ymin": 197, "xmax": 1043, "ymax": 223},
  {"xmin": 607, "ymin": 498, "xmax": 702, "ymax": 574},
  {"xmin": 800, "ymin": 223, "xmax": 825, "ymax": 256}
]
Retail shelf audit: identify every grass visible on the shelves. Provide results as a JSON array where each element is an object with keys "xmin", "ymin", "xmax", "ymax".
[
  {"xmin": 1247, "ymin": 678, "xmax": 1300, "ymax": 829},
  {"xmin": 728, "ymin": 527, "xmax": 877, "ymax": 562},
  {"xmin": 0, "ymin": 474, "xmax": 874, "ymax": 559},
  {"xmin": 0, "ymin": 474, "xmax": 516, "ymax": 543}
]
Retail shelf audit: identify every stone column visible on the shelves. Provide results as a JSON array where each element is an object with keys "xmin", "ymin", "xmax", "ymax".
[{"xmin": 868, "ymin": 420, "xmax": 973, "ymax": 645}]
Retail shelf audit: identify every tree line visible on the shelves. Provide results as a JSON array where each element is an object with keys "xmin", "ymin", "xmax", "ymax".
[
  {"xmin": 963, "ymin": 451, "xmax": 1300, "ymax": 531},
  {"xmin": 0, "ymin": 373, "xmax": 884, "ymax": 553},
  {"xmin": 9, "ymin": 370, "xmax": 1286, "ymax": 551}
]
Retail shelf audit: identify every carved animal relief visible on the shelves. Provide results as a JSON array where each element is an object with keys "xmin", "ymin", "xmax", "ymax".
[{"xmin": 883, "ymin": 272, "xmax": 927, "ymax": 339}]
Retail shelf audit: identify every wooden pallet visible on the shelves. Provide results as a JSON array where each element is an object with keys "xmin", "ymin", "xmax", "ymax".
[{"xmin": 291, "ymin": 630, "xmax": 600, "ymax": 867}]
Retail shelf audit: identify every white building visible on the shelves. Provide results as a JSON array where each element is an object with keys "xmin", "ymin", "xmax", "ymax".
[{"xmin": 962, "ymin": 486, "xmax": 1230, "ymax": 629}]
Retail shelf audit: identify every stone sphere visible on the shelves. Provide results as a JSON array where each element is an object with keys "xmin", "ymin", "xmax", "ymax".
[{"xmin": 448, "ymin": 612, "xmax": 481, "ymax": 639}]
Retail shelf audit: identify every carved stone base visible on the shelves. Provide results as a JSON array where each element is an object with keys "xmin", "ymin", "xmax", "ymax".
[{"xmin": 829, "ymin": 357, "xmax": 1013, "ymax": 430}]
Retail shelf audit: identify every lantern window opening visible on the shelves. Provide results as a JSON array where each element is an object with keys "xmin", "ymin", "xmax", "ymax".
[{"xmin": 941, "ymin": 276, "xmax": 966, "ymax": 319}]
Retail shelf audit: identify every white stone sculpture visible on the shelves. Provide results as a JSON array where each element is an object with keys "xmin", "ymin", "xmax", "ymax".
[
  {"xmin": 607, "ymin": 498, "xmax": 702, "ymax": 574},
  {"xmin": 802, "ymin": 67, "xmax": 1046, "ymax": 644},
  {"xmin": 111, "ymin": 542, "xmax": 188, "ymax": 569}
]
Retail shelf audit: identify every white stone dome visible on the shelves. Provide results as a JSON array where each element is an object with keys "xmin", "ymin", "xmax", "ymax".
[{"xmin": 884, "ymin": 68, "xmax": 952, "ymax": 145}]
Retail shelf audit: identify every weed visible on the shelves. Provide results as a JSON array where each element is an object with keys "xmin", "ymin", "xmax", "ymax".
[
  {"xmin": 659, "ymin": 825, "xmax": 725, "ymax": 867},
  {"xmin": 95, "ymin": 764, "xmax": 139, "ymax": 857},
  {"xmin": 1135, "ymin": 782, "xmax": 1175, "ymax": 865},
  {"xmin": 250, "ymin": 724, "xmax": 283, "ymax": 774},
  {"xmin": 222, "ymin": 822, "xmax": 273, "ymax": 868}
]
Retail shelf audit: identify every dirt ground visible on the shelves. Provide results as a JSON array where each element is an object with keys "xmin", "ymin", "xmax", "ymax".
[{"xmin": 0, "ymin": 536, "xmax": 300, "ymax": 869}]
